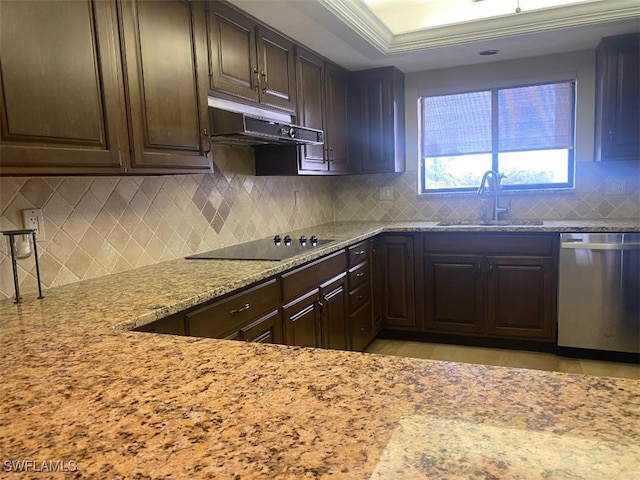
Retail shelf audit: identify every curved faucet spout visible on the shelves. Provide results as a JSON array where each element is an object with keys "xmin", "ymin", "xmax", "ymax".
[
  {"xmin": 478, "ymin": 170, "xmax": 510, "ymax": 220},
  {"xmin": 477, "ymin": 169, "xmax": 499, "ymax": 196}
]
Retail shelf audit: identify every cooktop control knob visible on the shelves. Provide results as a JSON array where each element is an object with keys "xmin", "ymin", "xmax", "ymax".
[
  {"xmin": 299, "ymin": 235, "xmax": 307, "ymax": 246},
  {"xmin": 273, "ymin": 235, "xmax": 281, "ymax": 246},
  {"xmin": 310, "ymin": 235, "xmax": 318, "ymax": 247},
  {"xmin": 284, "ymin": 235, "xmax": 292, "ymax": 246}
]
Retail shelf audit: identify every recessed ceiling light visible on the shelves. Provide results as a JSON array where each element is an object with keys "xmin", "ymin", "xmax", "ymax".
[{"xmin": 479, "ymin": 49, "xmax": 500, "ymax": 56}]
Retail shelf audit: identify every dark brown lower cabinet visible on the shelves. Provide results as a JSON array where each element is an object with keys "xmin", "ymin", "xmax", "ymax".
[
  {"xmin": 134, "ymin": 312, "xmax": 185, "ymax": 335},
  {"xmin": 350, "ymin": 302, "xmax": 373, "ymax": 352},
  {"xmin": 419, "ymin": 233, "xmax": 558, "ymax": 342},
  {"xmin": 281, "ymin": 250, "xmax": 349, "ymax": 349},
  {"xmin": 136, "ymin": 278, "xmax": 283, "ymax": 344},
  {"xmin": 234, "ymin": 309, "xmax": 281, "ymax": 343},
  {"xmin": 377, "ymin": 235, "xmax": 416, "ymax": 330},
  {"xmin": 282, "ymin": 290, "xmax": 320, "ymax": 347},
  {"xmin": 486, "ymin": 256, "xmax": 555, "ymax": 340},
  {"xmin": 423, "ymin": 254, "xmax": 484, "ymax": 335},
  {"xmin": 320, "ymin": 274, "xmax": 348, "ymax": 350}
]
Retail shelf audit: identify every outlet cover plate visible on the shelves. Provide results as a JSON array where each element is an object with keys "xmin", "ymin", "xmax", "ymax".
[
  {"xmin": 605, "ymin": 180, "xmax": 626, "ymax": 195},
  {"xmin": 21, "ymin": 208, "xmax": 45, "ymax": 240},
  {"xmin": 379, "ymin": 187, "xmax": 394, "ymax": 201}
]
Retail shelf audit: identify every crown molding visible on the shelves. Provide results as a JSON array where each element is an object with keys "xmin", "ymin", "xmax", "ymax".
[
  {"xmin": 320, "ymin": 0, "xmax": 640, "ymax": 54},
  {"xmin": 317, "ymin": 0, "xmax": 393, "ymax": 52}
]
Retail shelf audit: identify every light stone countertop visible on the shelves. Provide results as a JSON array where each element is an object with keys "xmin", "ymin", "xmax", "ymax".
[{"xmin": 1, "ymin": 220, "xmax": 639, "ymax": 478}]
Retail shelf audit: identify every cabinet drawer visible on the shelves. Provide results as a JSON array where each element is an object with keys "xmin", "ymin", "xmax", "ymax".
[
  {"xmin": 350, "ymin": 301, "xmax": 373, "ymax": 352},
  {"xmin": 349, "ymin": 282, "xmax": 371, "ymax": 313},
  {"xmin": 424, "ymin": 233, "xmax": 555, "ymax": 256},
  {"xmin": 282, "ymin": 250, "xmax": 346, "ymax": 302},
  {"xmin": 186, "ymin": 278, "xmax": 279, "ymax": 338},
  {"xmin": 348, "ymin": 261, "xmax": 370, "ymax": 290},
  {"xmin": 348, "ymin": 241, "xmax": 370, "ymax": 266}
]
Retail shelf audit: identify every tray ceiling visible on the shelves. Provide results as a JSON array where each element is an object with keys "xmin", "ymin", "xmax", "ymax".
[{"xmin": 228, "ymin": 0, "xmax": 640, "ymax": 72}]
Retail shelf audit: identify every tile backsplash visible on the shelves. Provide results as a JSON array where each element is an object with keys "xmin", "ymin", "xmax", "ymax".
[
  {"xmin": 0, "ymin": 147, "xmax": 333, "ymax": 299},
  {"xmin": 334, "ymin": 161, "xmax": 640, "ymax": 222},
  {"xmin": 1, "ymin": 150, "xmax": 639, "ymax": 300}
]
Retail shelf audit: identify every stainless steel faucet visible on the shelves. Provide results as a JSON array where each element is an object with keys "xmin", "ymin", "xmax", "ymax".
[{"xmin": 478, "ymin": 170, "xmax": 511, "ymax": 221}]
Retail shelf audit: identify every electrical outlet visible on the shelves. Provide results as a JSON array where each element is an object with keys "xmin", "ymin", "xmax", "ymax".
[
  {"xmin": 21, "ymin": 208, "xmax": 45, "ymax": 240},
  {"xmin": 379, "ymin": 187, "xmax": 394, "ymax": 201},
  {"xmin": 605, "ymin": 180, "xmax": 626, "ymax": 195}
]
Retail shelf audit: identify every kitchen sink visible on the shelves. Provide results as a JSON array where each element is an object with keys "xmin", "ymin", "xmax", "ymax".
[{"xmin": 437, "ymin": 219, "xmax": 544, "ymax": 226}]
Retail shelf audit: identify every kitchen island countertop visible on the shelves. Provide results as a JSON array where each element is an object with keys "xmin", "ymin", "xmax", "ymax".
[{"xmin": 1, "ymin": 220, "xmax": 639, "ymax": 478}]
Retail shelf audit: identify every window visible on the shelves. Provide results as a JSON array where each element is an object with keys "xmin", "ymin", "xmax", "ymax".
[{"xmin": 419, "ymin": 81, "xmax": 575, "ymax": 193}]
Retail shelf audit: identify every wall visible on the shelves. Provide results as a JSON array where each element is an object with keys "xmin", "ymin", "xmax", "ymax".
[
  {"xmin": 334, "ymin": 50, "xmax": 640, "ymax": 221},
  {"xmin": 0, "ymin": 147, "xmax": 333, "ymax": 300}
]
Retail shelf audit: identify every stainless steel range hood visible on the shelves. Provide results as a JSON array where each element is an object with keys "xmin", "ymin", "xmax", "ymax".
[{"xmin": 208, "ymin": 98, "xmax": 323, "ymax": 147}]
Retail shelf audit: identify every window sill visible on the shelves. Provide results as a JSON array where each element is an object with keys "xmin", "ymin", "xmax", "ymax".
[{"xmin": 417, "ymin": 186, "xmax": 576, "ymax": 198}]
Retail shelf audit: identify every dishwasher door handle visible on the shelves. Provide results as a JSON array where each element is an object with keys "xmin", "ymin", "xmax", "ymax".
[{"xmin": 561, "ymin": 242, "xmax": 640, "ymax": 250}]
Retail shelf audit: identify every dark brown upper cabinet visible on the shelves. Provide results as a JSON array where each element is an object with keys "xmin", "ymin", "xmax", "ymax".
[
  {"xmin": 348, "ymin": 67, "xmax": 405, "ymax": 174},
  {"xmin": 254, "ymin": 51, "xmax": 349, "ymax": 176},
  {"xmin": 296, "ymin": 51, "xmax": 350, "ymax": 174},
  {"xmin": 208, "ymin": 1, "xmax": 296, "ymax": 114},
  {"xmin": 324, "ymin": 62, "xmax": 350, "ymax": 174},
  {"xmin": 0, "ymin": 0, "xmax": 212, "ymax": 176},
  {"xmin": 0, "ymin": 0, "xmax": 128, "ymax": 175},
  {"xmin": 120, "ymin": 0, "xmax": 212, "ymax": 173},
  {"xmin": 594, "ymin": 33, "xmax": 640, "ymax": 162},
  {"xmin": 296, "ymin": 48, "xmax": 326, "ymax": 172}
]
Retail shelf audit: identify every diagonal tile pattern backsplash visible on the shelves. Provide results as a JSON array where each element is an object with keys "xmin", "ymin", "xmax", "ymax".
[
  {"xmin": 0, "ymin": 147, "xmax": 333, "ymax": 299},
  {"xmin": 1, "ymin": 148, "xmax": 639, "ymax": 300},
  {"xmin": 333, "ymin": 161, "xmax": 640, "ymax": 222}
]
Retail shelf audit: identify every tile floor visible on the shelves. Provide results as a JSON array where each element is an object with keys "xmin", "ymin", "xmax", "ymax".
[{"xmin": 365, "ymin": 339, "xmax": 640, "ymax": 379}]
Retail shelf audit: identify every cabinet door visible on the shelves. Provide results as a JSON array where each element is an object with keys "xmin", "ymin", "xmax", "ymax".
[
  {"xmin": 595, "ymin": 34, "xmax": 640, "ymax": 162},
  {"xmin": 325, "ymin": 62, "xmax": 349, "ymax": 173},
  {"xmin": 423, "ymin": 254, "xmax": 485, "ymax": 335},
  {"xmin": 239, "ymin": 309, "xmax": 282, "ymax": 344},
  {"xmin": 0, "ymin": 0, "xmax": 128, "ymax": 175},
  {"xmin": 121, "ymin": 0, "xmax": 211, "ymax": 173},
  {"xmin": 380, "ymin": 235, "xmax": 416, "ymax": 329},
  {"xmin": 257, "ymin": 26, "xmax": 296, "ymax": 113},
  {"xmin": 296, "ymin": 48, "xmax": 327, "ymax": 172},
  {"xmin": 486, "ymin": 256, "xmax": 556, "ymax": 341},
  {"xmin": 283, "ymin": 290, "xmax": 321, "ymax": 347},
  {"xmin": 320, "ymin": 273, "xmax": 348, "ymax": 350},
  {"xmin": 208, "ymin": 1, "xmax": 259, "ymax": 104},
  {"xmin": 349, "ymin": 67, "xmax": 405, "ymax": 174}
]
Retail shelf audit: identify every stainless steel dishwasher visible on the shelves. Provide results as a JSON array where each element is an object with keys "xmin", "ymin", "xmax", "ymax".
[{"xmin": 558, "ymin": 233, "xmax": 640, "ymax": 356}]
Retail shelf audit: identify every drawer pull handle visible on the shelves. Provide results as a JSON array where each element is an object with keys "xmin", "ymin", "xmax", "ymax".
[
  {"xmin": 356, "ymin": 272, "xmax": 365, "ymax": 278},
  {"xmin": 355, "ymin": 250, "xmax": 365, "ymax": 256},
  {"xmin": 231, "ymin": 303, "xmax": 250, "ymax": 314},
  {"xmin": 356, "ymin": 294, "xmax": 364, "ymax": 300}
]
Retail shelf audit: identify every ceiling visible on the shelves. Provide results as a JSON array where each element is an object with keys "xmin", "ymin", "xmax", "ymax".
[{"xmin": 228, "ymin": 0, "xmax": 640, "ymax": 72}]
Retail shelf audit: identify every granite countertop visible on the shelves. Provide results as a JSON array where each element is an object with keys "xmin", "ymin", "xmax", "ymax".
[{"xmin": 1, "ymin": 220, "xmax": 639, "ymax": 478}]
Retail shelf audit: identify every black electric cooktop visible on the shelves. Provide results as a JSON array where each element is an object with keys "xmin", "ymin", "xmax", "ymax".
[{"xmin": 185, "ymin": 235, "xmax": 336, "ymax": 261}]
